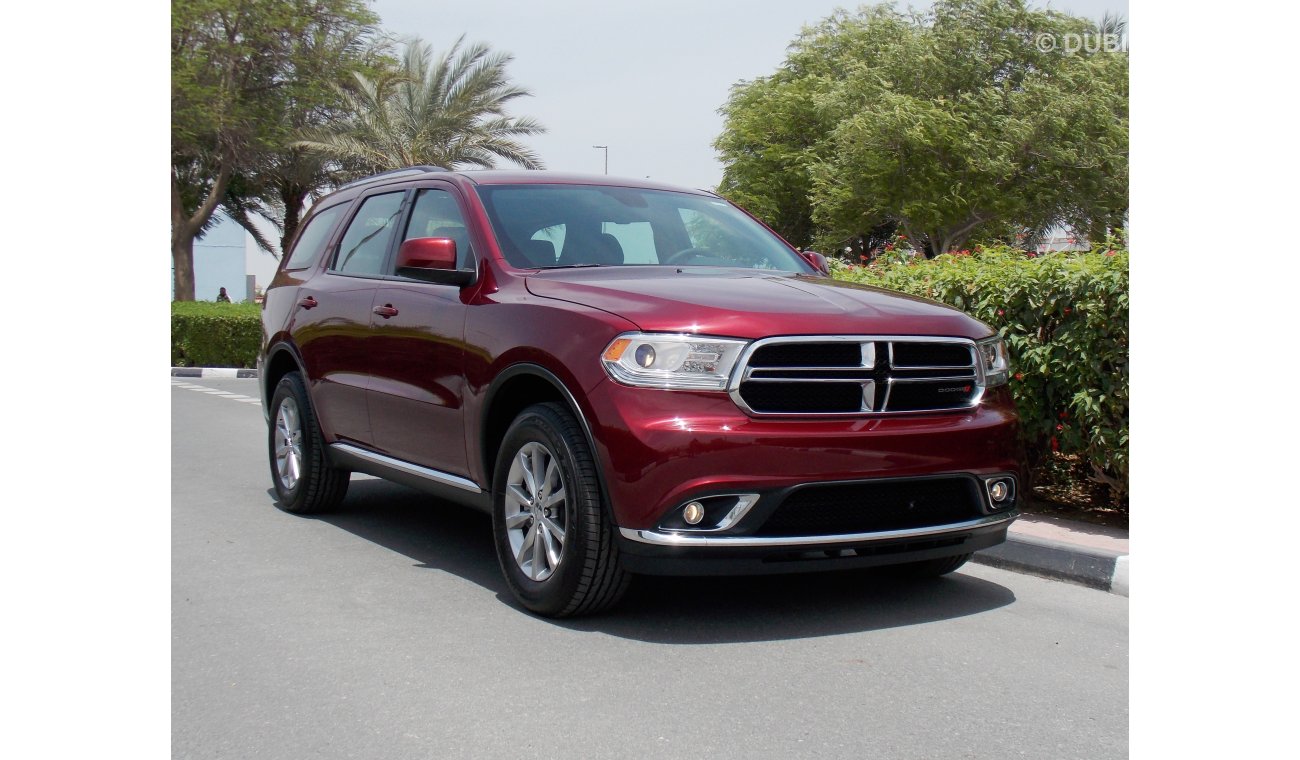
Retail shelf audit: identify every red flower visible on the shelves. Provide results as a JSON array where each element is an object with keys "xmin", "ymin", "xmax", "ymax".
[
  {"xmin": 1014, "ymin": 372, "xmax": 1024, "ymax": 381},
  {"xmin": 898, "ymin": 235, "xmax": 907, "ymax": 240},
  {"xmin": 1059, "ymin": 411, "xmax": 1068, "ymax": 419},
  {"xmin": 1105, "ymin": 250, "xmax": 1117, "ymax": 257},
  {"xmin": 885, "ymin": 244, "xmax": 894, "ymax": 251},
  {"xmin": 1056, "ymin": 423, "xmax": 1064, "ymax": 431},
  {"xmin": 1027, "ymin": 252, "xmax": 1038, "ymax": 259},
  {"xmin": 1050, "ymin": 436, "xmax": 1060, "ymax": 452},
  {"xmin": 997, "ymin": 309, "xmax": 1005, "ymax": 316},
  {"xmin": 860, "ymin": 254, "xmax": 868, "ymax": 261},
  {"xmin": 1063, "ymin": 307, "xmax": 1072, "ymax": 315}
]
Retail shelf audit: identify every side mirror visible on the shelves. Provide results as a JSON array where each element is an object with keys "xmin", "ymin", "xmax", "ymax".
[
  {"xmin": 396, "ymin": 237, "xmax": 475, "ymax": 286},
  {"xmin": 800, "ymin": 250, "xmax": 831, "ymax": 276}
]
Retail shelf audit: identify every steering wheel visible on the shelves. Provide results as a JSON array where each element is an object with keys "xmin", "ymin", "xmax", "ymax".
[{"xmin": 664, "ymin": 247, "xmax": 711, "ymax": 266}]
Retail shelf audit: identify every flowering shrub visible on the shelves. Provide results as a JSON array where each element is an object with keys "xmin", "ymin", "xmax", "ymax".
[{"xmin": 833, "ymin": 245, "xmax": 1129, "ymax": 504}]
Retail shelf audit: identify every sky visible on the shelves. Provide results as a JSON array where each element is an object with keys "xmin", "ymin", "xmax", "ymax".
[{"xmin": 370, "ymin": 0, "xmax": 1129, "ymax": 191}]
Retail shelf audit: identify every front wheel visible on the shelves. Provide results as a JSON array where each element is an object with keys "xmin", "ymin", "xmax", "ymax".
[{"xmin": 491, "ymin": 402, "xmax": 629, "ymax": 617}]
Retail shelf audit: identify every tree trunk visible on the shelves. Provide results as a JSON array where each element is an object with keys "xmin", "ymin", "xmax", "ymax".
[
  {"xmin": 172, "ymin": 234, "xmax": 197, "ymax": 301},
  {"xmin": 171, "ymin": 163, "xmax": 233, "ymax": 302},
  {"xmin": 279, "ymin": 184, "xmax": 309, "ymax": 255}
]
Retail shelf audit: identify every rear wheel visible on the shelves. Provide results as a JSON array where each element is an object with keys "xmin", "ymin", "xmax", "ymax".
[
  {"xmin": 268, "ymin": 372, "xmax": 349, "ymax": 514},
  {"xmin": 491, "ymin": 402, "xmax": 629, "ymax": 617}
]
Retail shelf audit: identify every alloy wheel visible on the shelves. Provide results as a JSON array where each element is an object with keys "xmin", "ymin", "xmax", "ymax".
[
  {"xmin": 503, "ymin": 441, "xmax": 568, "ymax": 581},
  {"xmin": 274, "ymin": 397, "xmax": 304, "ymax": 491}
]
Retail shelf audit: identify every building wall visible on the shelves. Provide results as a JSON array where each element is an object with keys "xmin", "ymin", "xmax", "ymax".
[
  {"xmin": 183, "ymin": 212, "xmax": 284, "ymax": 302},
  {"xmin": 193, "ymin": 214, "xmax": 248, "ymax": 302}
]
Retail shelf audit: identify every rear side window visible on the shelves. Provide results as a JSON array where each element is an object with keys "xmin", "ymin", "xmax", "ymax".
[
  {"xmin": 284, "ymin": 204, "xmax": 345, "ymax": 270},
  {"xmin": 333, "ymin": 192, "xmax": 405, "ymax": 276}
]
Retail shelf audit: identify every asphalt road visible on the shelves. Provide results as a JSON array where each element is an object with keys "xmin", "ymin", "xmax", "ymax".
[{"xmin": 173, "ymin": 377, "xmax": 1128, "ymax": 759}]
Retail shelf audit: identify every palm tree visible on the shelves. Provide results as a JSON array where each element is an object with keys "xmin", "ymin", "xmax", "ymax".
[{"xmin": 298, "ymin": 36, "xmax": 545, "ymax": 172}]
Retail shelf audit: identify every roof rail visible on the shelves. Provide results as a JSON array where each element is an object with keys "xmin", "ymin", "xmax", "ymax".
[{"xmin": 339, "ymin": 165, "xmax": 449, "ymax": 190}]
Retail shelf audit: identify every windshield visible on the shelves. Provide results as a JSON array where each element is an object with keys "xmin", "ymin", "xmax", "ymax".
[{"xmin": 474, "ymin": 184, "xmax": 812, "ymax": 272}]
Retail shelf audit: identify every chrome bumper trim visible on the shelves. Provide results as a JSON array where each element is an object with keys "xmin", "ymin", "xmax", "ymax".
[{"xmin": 618, "ymin": 511, "xmax": 1017, "ymax": 548}]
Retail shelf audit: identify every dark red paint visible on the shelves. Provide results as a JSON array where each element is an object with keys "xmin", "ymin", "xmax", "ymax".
[{"xmin": 261, "ymin": 171, "xmax": 1025, "ymax": 536}]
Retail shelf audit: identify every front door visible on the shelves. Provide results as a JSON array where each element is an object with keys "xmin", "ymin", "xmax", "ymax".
[{"xmin": 367, "ymin": 185, "xmax": 472, "ymax": 476}]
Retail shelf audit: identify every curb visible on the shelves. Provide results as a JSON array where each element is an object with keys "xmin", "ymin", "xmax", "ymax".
[
  {"xmin": 974, "ymin": 531, "xmax": 1128, "ymax": 596},
  {"xmin": 171, "ymin": 367, "xmax": 259, "ymax": 379}
]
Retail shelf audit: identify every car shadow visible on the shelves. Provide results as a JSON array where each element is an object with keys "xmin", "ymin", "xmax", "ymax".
[{"xmin": 307, "ymin": 478, "xmax": 1017, "ymax": 644}]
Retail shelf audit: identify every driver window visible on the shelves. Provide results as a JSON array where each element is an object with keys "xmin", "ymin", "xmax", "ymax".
[{"xmin": 401, "ymin": 188, "xmax": 472, "ymax": 269}]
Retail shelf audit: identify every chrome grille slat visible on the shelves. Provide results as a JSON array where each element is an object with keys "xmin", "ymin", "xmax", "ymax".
[{"xmin": 729, "ymin": 336, "xmax": 986, "ymax": 416}]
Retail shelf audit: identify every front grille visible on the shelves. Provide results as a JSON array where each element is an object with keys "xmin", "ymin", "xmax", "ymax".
[
  {"xmin": 738, "ymin": 382, "xmax": 866, "ymax": 414},
  {"xmin": 734, "ymin": 337, "xmax": 981, "ymax": 415},
  {"xmin": 749, "ymin": 342, "xmax": 863, "ymax": 368},
  {"xmin": 755, "ymin": 477, "xmax": 982, "ymax": 537}
]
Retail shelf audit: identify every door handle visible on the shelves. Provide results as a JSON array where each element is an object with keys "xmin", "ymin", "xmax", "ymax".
[
  {"xmin": 298, "ymin": 296, "xmax": 318, "ymax": 309},
  {"xmin": 373, "ymin": 304, "xmax": 399, "ymax": 318}
]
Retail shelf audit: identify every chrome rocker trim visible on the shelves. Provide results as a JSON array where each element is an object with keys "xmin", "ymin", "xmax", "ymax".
[
  {"xmin": 329, "ymin": 443, "xmax": 482, "ymax": 493},
  {"xmin": 619, "ymin": 511, "xmax": 1017, "ymax": 548}
]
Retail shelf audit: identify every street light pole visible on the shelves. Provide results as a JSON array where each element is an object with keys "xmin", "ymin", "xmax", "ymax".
[{"xmin": 592, "ymin": 145, "xmax": 608, "ymax": 175}]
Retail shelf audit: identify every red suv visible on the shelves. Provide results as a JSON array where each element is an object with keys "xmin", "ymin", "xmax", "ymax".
[{"xmin": 259, "ymin": 167, "xmax": 1024, "ymax": 617}]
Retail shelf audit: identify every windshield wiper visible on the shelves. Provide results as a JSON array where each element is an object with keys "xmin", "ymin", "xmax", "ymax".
[{"xmin": 539, "ymin": 263, "xmax": 606, "ymax": 270}]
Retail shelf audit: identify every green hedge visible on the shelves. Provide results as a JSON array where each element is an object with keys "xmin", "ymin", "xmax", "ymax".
[
  {"xmin": 171, "ymin": 301, "xmax": 262, "ymax": 368},
  {"xmin": 831, "ymin": 246, "xmax": 1129, "ymax": 503}
]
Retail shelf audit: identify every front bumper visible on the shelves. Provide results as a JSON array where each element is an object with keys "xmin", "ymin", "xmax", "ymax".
[{"xmin": 586, "ymin": 379, "xmax": 1026, "ymax": 529}]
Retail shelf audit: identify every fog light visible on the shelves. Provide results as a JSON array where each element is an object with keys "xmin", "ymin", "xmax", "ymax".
[
  {"xmin": 682, "ymin": 502, "xmax": 705, "ymax": 525},
  {"xmin": 989, "ymin": 480, "xmax": 1010, "ymax": 502}
]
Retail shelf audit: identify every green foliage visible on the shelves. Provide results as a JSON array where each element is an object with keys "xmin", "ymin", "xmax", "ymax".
[
  {"xmin": 832, "ymin": 245, "xmax": 1129, "ymax": 501},
  {"xmin": 296, "ymin": 36, "xmax": 546, "ymax": 172},
  {"xmin": 716, "ymin": 0, "xmax": 1128, "ymax": 255},
  {"xmin": 171, "ymin": 302, "xmax": 263, "ymax": 368},
  {"xmin": 171, "ymin": 0, "xmax": 381, "ymax": 297}
]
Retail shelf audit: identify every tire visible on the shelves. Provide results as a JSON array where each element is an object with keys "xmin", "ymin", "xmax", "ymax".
[
  {"xmin": 268, "ymin": 372, "xmax": 349, "ymax": 514},
  {"xmin": 887, "ymin": 553, "xmax": 972, "ymax": 579},
  {"xmin": 491, "ymin": 402, "xmax": 629, "ymax": 617}
]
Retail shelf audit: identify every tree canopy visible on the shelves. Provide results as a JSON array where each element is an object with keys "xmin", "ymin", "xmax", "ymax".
[
  {"xmin": 171, "ymin": 0, "xmax": 380, "ymax": 299},
  {"xmin": 715, "ymin": 0, "xmax": 1128, "ymax": 255},
  {"xmin": 296, "ymin": 36, "xmax": 546, "ymax": 173}
]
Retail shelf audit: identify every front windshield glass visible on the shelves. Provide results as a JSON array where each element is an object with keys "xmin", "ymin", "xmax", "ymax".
[{"xmin": 475, "ymin": 184, "xmax": 812, "ymax": 272}]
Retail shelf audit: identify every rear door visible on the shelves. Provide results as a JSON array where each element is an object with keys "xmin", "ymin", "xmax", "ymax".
[
  {"xmin": 366, "ymin": 183, "xmax": 472, "ymax": 475},
  {"xmin": 293, "ymin": 189, "xmax": 408, "ymax": 445}
]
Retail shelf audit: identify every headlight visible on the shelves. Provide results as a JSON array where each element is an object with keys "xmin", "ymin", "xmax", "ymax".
[
  {"xmin": 601, "ymin": 333, "xmax": 748, "ymax": 390},
  {"xmin": 976, "ymin": 335, "xmax": 1010, "ymax": 387}
]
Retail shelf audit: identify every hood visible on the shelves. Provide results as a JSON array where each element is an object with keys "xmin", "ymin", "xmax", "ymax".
[{"xmin": 524, "ymin": 267, "xmax": 992, "ymax": 340}]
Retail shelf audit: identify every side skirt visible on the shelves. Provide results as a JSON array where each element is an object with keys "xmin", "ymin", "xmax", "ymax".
[{"xmin": 327, "ymin": 443, "xmax": 492, "ymax": 513}]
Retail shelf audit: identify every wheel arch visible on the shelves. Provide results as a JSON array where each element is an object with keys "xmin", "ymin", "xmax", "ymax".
[
  {"xmin": 261, "ymin": 342, "xmax": 307, "ymax": 416},
  {"xmin": 480, "ymin": 364, "xmax": 616, "ymax": 523}
]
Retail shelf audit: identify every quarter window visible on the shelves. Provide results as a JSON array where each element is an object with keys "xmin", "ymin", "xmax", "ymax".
[
  {"xmin": 333, "ymin": 192, "xmax": 405, "ymax": 276},
  {"xmin": 284, "ymin": 204, "xmax": 345, "ymax": 270}
]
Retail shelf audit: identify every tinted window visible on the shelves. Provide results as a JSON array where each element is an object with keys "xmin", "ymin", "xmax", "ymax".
[
  {"xmin": 284, "ymin": 204, "xmax": 345, "ymax": 270},
  {"xmin": 333, "ymin": 192, "xmax": 404, "ymax": 276},
  {"xmin": 475, "ymin": 185, "xmax": 811, "ymax": 272},
  {"xmin": 401, "ymin": 189, "xmax": 472, "ymax": 269}
]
